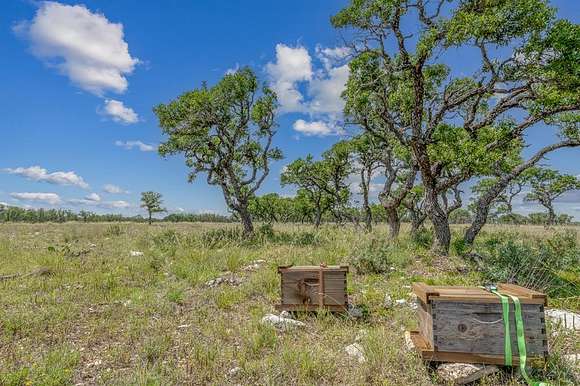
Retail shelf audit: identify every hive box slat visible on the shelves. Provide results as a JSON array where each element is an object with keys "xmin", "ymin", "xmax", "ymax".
[
  {"xmin": 411, "ymin": 282, "xmax": 548, "ymax": 366},
  {"xmin": 276, "ymin": 265, "xmax": 348, "ymax": 312}
]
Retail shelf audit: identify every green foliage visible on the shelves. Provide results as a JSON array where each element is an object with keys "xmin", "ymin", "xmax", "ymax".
[
  {"xmin": 155, "ymin": 68, "xmax": 282, "ymax": 232},
  {"xmin": 351, "ymin": 238, "xmax": 411, "ymax": 274},
  {"xmin": 478, "ymin": 231, "xmax": 580, "ymax": 297},
  {"xmin": 140, "ymin": 191, "xmax": 166, "ymax": 223},
  {"xmin": 411, "ymin": 228, "xmax": 433, "ymax": 248}
]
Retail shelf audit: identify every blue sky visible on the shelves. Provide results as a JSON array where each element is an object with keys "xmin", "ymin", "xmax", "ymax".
[{"xmin": 1, "ymin": 0, "xmax": 579, "ymax": 219}]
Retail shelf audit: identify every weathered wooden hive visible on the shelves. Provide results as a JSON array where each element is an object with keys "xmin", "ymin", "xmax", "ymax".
[
  {"xmin": 275, "ymin": 265, "xmax": 349, "ymax": 312},
  {"xmin": 410, "ymin": 283, "xmax": 548, "ymax": 366}
]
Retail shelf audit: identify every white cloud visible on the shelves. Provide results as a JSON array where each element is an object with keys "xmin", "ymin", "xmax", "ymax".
[
  {"xmin": 315, "ymin": 45, "xmax": 351, "ymax": 71},
  {"xmin": 85, "ymin": 193, "xmax": 101, "ymax": 202},
  {"xmin": 15, "ymin": 1, "xmax": 139, "ymax": 96},
  {"xmin": 68, "ymin": 195, "xmax": 130, "ymax": 209},
  {"xmin": 265, "ymin": 44, "xmax": 350, "ymax": 131},
  {"xmin": 102, "ymin": 200, "xmax": 131, "ymax": 209},
  {"xmin": 225, "ymin": 63, "xmax": 239, "ymax": 75},
  {"xmin": 103, "ymin": 184, "xmax": 129, "ymax": 194},
  {"xmin": 102, "ymin": 99, "xmax": 138, "ymax": 124},
  {"xmin": 307, "ymin": 64, "xmax": 349, "ymax": 115},
  {"xmin": 114, "ymin": 140, "xmax": 155, "ymax": 152},
  {"xmin": 266, "ymin": 44, "xmax": 312, "ymax": 113},
  {"xmin": 292, "ymin": 119, "xmax": 341, "ymax": 137},
  {"xmin": 4, "ymin": 166, "xmax": 89, "ymax": 189},
  {"xmin": 10, "ymin": 192, "xmax": 61, "ymax": 205}
]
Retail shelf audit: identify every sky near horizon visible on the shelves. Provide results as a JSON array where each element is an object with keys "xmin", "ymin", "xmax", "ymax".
[{"xmin": 1, "ymin": 0, "xmax": 579, "ymax": 219}]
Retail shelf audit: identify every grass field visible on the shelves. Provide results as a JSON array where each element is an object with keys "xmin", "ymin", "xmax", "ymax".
[{"xmin": 0, "ymin": 222, "xmax": 578, "ymax": 385}]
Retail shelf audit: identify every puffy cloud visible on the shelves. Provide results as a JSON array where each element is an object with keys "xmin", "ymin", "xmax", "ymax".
[
  {"xmin": 85, "ymin": 193, "xmax": 101, "ymax": 202},
  {"xmin": 102, "ymin": 200, "xmax": 131, "ymax": 209},
  {"xmin": 292, "ymin": 119, "xmax": 342, "ymax": 137},
  {"xmin": 103, "ymin": 184, "xmax": 128, "ymax": 194},
  {"xmin": 265, "ymin": 44, "xmax": 350, "ymax": 131},
  {"xmin": 10, "ymin": 192, "xmax": 61, "ymax": 205},
  {"xmin": 15, "ymin": 1, "xmax": 139, "ymax": 95},
  {"xmin": 266, "ymin": 44, "xmax": 313, "ymax": 113},
  {"xmin": 4, "ymin": 166, "xmax": 89, "ymax": 189},
  {"xmin": 102, "ymin": 99, "xmax": 138, "ymax": 124},
  {"xmin": 114, "ymin": 140, "xmax": 156, "ymax": 152},
  {"xmin": 315, "ymin": 45, "xmax": 351, "ymax": 71},
  {"xmin": 307, "ymin": 64, "xmax": 349, "ymax": 115}
]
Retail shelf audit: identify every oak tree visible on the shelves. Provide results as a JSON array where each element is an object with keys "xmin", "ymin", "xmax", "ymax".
[{"xmin": 155, "ymin": 68, "xmax": 282, "ymax": 234}]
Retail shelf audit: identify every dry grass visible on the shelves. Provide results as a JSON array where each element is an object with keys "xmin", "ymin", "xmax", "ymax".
[{"xmin": 0, "ymin": 222, "xmax": 578, "ymax": 385}]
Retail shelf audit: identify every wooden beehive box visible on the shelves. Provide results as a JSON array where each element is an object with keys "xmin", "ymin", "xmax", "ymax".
[
  {"xmin": 410, "ymin": 283, "xmax": 548, "ymax": 366},
  {"xmin": 275, "ymin": 265, "xmax": 349, "ymax": 312}
]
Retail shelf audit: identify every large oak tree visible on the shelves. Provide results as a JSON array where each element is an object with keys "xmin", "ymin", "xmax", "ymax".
[
  {"xmin": 154, "ymin": 68, "xmax": 282, "ymax": 234},
  {"xmin": 334, "ymin": 0, "xmax": 580, "ymax": 254}
]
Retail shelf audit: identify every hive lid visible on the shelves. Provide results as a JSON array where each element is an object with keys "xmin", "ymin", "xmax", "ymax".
[
  {"xmin": 412, "ymin": 282, "xmax": 547, "ymax": 305},
  {"xmin": 277, "ymin": 265, "xmax": 349, "ymax": 273}
]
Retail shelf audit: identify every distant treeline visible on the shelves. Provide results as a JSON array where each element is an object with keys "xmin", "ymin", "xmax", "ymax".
[
  {"xmin": 0, "ymin": 205, "xmax": 232, "ymax": 223},
  {"xmin": 0, "ymin": 203, "xmax": 575, "ymax": 226}
]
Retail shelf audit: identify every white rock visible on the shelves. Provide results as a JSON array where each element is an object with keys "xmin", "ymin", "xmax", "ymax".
[
  {"xmin": 261, "ymin": 314, "xmax": 305, "ymax": 330},
  {"xmin": 563, "ymin": 353, "xmax": 579, "ymax": 366},
  {"xmin": 347, "ymin": 304, "xmax": 364, "ymax": 318},
  {"xmin": 395, "ymin": 299, "xmax": 407, "ymax": 306},
  {"xmin": 228, "ymin": 366, "xmax": 242, "ymax": 376},
  {"xmin": 279, "ymin": 310, "xmax": 293, "ymax": 319},
  {"xmin": 344, "ymin": 343, "xmax": 366, "ymax": 363},
  {"xmin": 129, "ymin": 250, "xmax": 144, "ymax": 257},
  {"xmin": 384, "ymin": 294, "xmax": 393, "ymax": 308},
  {"xmin": 545, "ymin": 309, "xmax": 580, "ymax": 331},
  {"xmin": 437, "ymin": 363, "xmax": 499, "ymax": 385}
]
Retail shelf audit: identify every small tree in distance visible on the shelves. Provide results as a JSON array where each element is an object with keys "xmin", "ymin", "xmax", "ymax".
[
  {"xmin": 140, "ymin": 191, "xmax": 166, "ymax": 225},
  {"xmin": 155, "ymin": 68, "xmax": 282, "ymax": 235},
  {"xmin": 524, "ymin": 168, "xmax": 580, "ymax": 226}
]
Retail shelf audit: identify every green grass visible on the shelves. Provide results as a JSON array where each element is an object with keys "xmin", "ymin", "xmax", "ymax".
[{"xmin": 0, "ymin": 222, "xmax": 578, "ymax": 385}]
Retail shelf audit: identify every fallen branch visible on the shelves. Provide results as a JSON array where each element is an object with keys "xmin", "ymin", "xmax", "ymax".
[{"xmin": 0, "ymin": 267, "xmax": 52, "ymax": 282}]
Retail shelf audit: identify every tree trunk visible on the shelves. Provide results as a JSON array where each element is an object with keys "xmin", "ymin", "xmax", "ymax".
[
  {"xmin": 410, "ymin": 211, "xmax": 427, "ymax": 237},
  {"xmin": 363, "ymin": 203, "xmax": 372, "ymax": 232},
  {"xmin": 425, "ymin": 189, "xmax": 451, "ymax": 255},
  {"xmin": 464, "ymin": 178, "xmax": 510, "ymax": 247},
  {"xmin": 385, "ymin": 207, "xmax": 400, "ymax": 239},
  {"xmin": 148, "ymin": 211, "xmax": 152, "ymax": 225},
  {"xmin": 314, "ymin": 205, "xmax": 322, "ymax": 228},
  {"xmin": 238, "ymin": 205, "xmax": 254, "ymax": 235},
  {"xmin": 546, "ymin": 204, "xmax": 556, "ymax": 227}
]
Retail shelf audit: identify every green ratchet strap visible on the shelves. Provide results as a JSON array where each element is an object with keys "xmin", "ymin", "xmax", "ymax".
[{"xmin": 486, "ymin": 286, "xmax": 550, "ymax": 386}]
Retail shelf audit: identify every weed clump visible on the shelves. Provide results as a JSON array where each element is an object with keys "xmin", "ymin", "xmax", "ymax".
[{"xmin": 477, "ymin": 231, "xmax": 580, "ymax": 297}]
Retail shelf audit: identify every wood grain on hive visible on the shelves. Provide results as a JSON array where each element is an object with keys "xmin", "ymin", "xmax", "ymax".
[
  {"xmin": 410, "ymin": 282, "xmax": 548, "ymax": 366},
  {"xmin": 275, "ymin": 265, "xmax": 348, "ymax": 312}
]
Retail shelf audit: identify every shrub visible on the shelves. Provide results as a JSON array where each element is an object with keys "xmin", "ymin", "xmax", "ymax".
[
  {"xmin": 351, "ymin": 239, "xmax": 396, "ymax": 274},
  {"xmin": 411, "ymin": 227, "xmax": 433, "ymax": 248},
  {"xmin": 478, "ymin": 231, "xmax": 580, "ymax": 297},
  {"xmin": 152, "ymin": 229, "xmax": 180, "ymax": 255},
  {"xmin": 200, "ymin": 227, "xmax": 244, "ymax": 248}
]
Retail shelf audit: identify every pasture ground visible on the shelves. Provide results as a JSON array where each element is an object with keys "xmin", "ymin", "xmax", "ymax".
[{"xmin": 0, "ymin": 222, "xmax": 578, "ymax": 385}]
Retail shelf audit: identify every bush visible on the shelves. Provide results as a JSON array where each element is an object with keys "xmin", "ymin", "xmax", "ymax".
[
  {"xmin": 351, "ymin": 239, "xmax": 396, "ymax": 274},
  {"xmin": 200, "ymin": 228, "xmax": 244, "ymax": 248},
  {"xmin": 478, "ymin": 231, "xmax": 580, "ymax": 297},
  {"xmin": 411, "ymin": 227, "xmax": 433, "ymax": 248},
  {"xmin": 152, "ymin": 229, "xmax": 180, "ymax": 255}
]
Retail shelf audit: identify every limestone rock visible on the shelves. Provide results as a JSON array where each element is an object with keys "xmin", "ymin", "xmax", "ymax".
[
  {"xmin": 545, "ymin": 308, "xmax": 580, "ymax": 331},
  {"xmin": 344, "ymin": 343, "xmax": 366, "ymax": 363},
  {"xmin": 261, "ymin": 314, "xmax": 305, "ymax": 330},
  {"xmin": 436, "ymin": 363, "xmax": 499, "ymax": 385}
]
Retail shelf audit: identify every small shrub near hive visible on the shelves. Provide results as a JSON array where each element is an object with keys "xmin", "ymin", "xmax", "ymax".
[
  {"xmin": 411, "ymin": 227, "xmax": 433, "ymax": 248},
  {"xmin": 352, "ymin": 239, "xmax": 395, "ymax": 274},
  {"xmin": 478, "ymin": 231, "xmax": 580, "ymax": 297}
]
